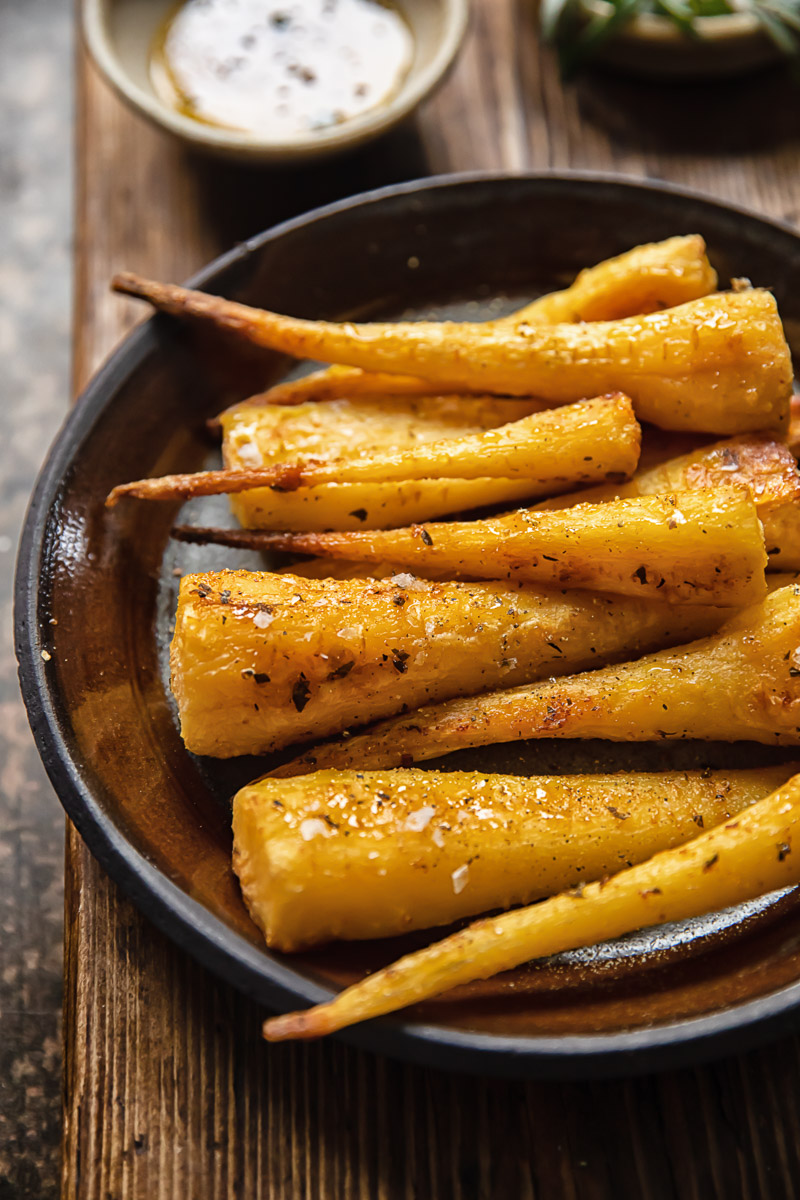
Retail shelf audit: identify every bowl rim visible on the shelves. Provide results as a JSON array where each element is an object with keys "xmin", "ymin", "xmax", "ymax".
[
  {"xmin": 82, "ymin": 0, "xmax": 470, "ymax": 161},
  {"xmin": 16, "ymin": 169, "xmax": 800, "ymax": 1078},
  {"xmin": 581, "ymin": 0, "xmax": 765, "ymax": 41}
]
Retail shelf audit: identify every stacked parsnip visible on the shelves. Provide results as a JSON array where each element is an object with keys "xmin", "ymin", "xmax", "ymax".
[{"xmin": 109, "ymin": 235, "xmax": 800, "ymax": 1041}]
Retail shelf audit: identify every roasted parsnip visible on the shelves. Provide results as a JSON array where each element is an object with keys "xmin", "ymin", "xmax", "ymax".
[
  {"xmin": 789, "ymin": 394, "xmax": 800, "ymax": 458},
  {"xmin": 223, "ymin": 392, "xmax": 547, "ymax": 530},
  {"xmin": 170, "ymin": 570, "xmax": 728, "ymax": 757},
  {"xmin": 112, "ymin": 277, "xmax": 791, "ymax": 434},
  {"xmin": 273, "ymin": 584, "xmax": 800, "ymax": 775},
  {"xmin": 233, "ymin": 766, "xmax": 795, "ymax": 950},
  {"xmin": 236, "ymin": 235, "xmax": 717, "ymax": 408},
  {"xmin": 501, "ymin": 233, "xmax": 718, "ymax": 324},
  {"xmin": 173, "ymin": 489, "xmax": 768, "ymax": 608},
  {"xmin": 263, "ymin": 772, "xmax": 800, "ymax": 1039},
  {"xmin": 251, "ymin": 366, "xmax": 440, "ymax": 407},
  {"xmin": 108, "ymin": 394, "xmax": 641, "ymax": 513},
  {"xmin": 537, "ymin": 432, "xmax": 800, "ymax": 571}
]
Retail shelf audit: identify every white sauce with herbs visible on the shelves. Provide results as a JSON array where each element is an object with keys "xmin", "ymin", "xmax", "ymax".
[{"xmin": 151, "ymin": 0, "xmax": 414, "ymax": 139}]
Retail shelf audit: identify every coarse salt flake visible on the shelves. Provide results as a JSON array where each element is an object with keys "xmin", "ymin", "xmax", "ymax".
[
  {"xmin": 299, "ymin": 817, "xmax": 331, "ymax": 841},
  {"xmin": 451, "ymin": 864, "xmax": 470, "ymax": 894},
  {"xmin": 253, "ymin": 610, "xmax": 274, "ymax": 629},
  {"xmin": 389, "ymin": 573, "xmax": 425, "ymax": 591},
  {"xmin": 236, "ymin": 441, "xmax": 262, "ymax": 467},
  {"xmin": 403, "ymin": 805, "xmax": 435, "ymax": 832}
]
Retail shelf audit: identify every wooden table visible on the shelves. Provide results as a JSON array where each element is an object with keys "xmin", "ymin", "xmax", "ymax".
[{"xmin": 66, "ymin": 6, "xmax": 800, "ymax": 1195}]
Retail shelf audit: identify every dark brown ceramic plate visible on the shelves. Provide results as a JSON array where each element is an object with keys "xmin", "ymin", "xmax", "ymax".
[{"xmin": 15, "ymin": 173, "xmax": 800, "ymax": 1078}]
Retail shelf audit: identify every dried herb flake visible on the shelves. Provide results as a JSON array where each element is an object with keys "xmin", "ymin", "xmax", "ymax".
[{"xmin": 292, "ymin": 674, "xmax": 311, "ymax": 712}]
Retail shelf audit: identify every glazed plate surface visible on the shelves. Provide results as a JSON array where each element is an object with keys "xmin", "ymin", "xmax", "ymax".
[{"xmin": 16, "ymin": 173, "xmax": 800, "ymax": 1077}]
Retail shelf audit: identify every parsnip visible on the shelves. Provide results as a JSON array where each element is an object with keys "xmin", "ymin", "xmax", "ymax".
[
  {"xmin": 108, "ymin": 394, "xmax": 641, "ymax": 511},
  {"xmin": 112, "ymin": 277, "xmax": 791, "ymax": 434},
  {"xmin": 170, "ymin": 570, "xmax": 728, "ymax": 757},
  {"xmin": 172, "ymin": 489, "xmax": 767, "ymax": 608},
  {"xmin": 789, "ymin": 394, "xmax": 800, "ymax": 458},
  {"xmin": 220, "ymin": 392, "xmax": 547, "ymax": 530},
  {"xmin": 249, "ymin": 366, "xmax": 441, "ymax": 407},
  {"xmin": 235, "ymin": 235, "xmax": 717, "ymax": 408},
  {"xmin": 262, "ymin": 772, "xmax": 800, "ymax": 1040},
  {"xmin": 505, "ymin": 233, "xmax": 718, "ymax": 324},
  {"xmin": 273, "ymin": 584, "xmax": 800, "ymax": 776},
  {"xmin": 537, "ymin": 432, "xmax": 800, "ymax": 571},
  {"xmin": 233, "ymin": 766, "xmax": 795, "ymax": 950}
]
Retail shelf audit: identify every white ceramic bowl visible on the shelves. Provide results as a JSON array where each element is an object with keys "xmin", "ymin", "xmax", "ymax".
[{"xmin": 83, "ymin": 0, "xmax": 469, "ymax": 162}]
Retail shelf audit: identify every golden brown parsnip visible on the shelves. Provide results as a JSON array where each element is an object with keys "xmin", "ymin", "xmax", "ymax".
[
  {"xmin": 173, "ymin": 489, "xmax": 767, "ymax": 608},
  {"xmin": 250, "ymin": 366, "xmax": 440, "ymax": 407},
  {"xmin": 508, "ymin": 234, "xmax": 717, "ymax": 323},
  {"xmin": 537, "ymin": 432, "xmax": 800, "ymax": 571},
  {"xmin": 262, "ymin": 771, "xmax": 800, "ymax": 1040},
  {"xmin": 170, "ymin": 570, "xmax": 728, "ymax": 757},
  {"xmin": 112, "ymin": 276, "xmax": 791, "ymax": 434},
  {"xmin": 220, "ymin": 392, "xmax": 547, "ymax": 530},
  {"xmin": 107, "ymin": 394, "xmax": 641, "ymax": 512},
  {"xmin": 234, "ymin": 235, "xmax": 717, "ymax": 408},
  {"xmin": 789, "ymin": 394, "xmax": 800, "ymax": 458},
  {"xmin": 233, "ymin": 765, "xmax": 794, "ymax": 950},
  {"xmin": 273, "ymin": 584, "xmax": 800, "ymax": 776}
]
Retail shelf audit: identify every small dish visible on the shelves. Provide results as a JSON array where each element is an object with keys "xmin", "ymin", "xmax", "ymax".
[
  {"xmin": 82, "ymin": 0, "xmax": 469, "ymax": 163},
  {"xmin": 580, "ymin": 0, "xmax": 779, "ymax": 77}
]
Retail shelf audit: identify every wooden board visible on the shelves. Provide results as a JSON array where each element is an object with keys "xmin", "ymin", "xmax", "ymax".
[{"xmin": 66, "ymin": 7, "xmax": 800, "ymax": 1196}]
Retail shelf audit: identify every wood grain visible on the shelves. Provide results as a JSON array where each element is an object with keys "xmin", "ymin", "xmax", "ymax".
[{"xmin": 66, "ymin": 3, "xmax": 800, "ymax": 1195}]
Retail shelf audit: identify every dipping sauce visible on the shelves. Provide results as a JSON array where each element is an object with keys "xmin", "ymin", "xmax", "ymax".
[{"xmin": 150, "ymin": 0, "xmax": 414, "ymax": 139}]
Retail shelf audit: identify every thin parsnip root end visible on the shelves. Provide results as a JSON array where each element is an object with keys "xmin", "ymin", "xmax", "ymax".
[{"xmin": 263, "ymin": 1012, "xmax": 329, "ymax": 1041}]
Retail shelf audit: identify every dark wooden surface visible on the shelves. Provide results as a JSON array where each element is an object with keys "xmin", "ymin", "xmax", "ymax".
[
  {"xmin": 66, "ymin": 4, "xmax": 800, "ymax": 1196},
  {"xmin": 0, "ymin": 2, "xmax": 72, "ymax": 1195}
]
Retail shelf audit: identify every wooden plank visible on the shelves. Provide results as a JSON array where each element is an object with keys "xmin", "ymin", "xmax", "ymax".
[{"xmin": 66, "ymin": 5, "xmax": 800, "ymax": 1195}]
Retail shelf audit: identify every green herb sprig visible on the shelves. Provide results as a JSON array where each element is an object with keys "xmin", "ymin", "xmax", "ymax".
[{"xmin": 541, "ymin": 0, "xmax": 800, "ymax": 75}]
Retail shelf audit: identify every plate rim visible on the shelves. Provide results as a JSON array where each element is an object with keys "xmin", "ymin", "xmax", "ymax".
[{"xmin": 15, "ymin": 168, "xmax": 800, "ymax": 1079}]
